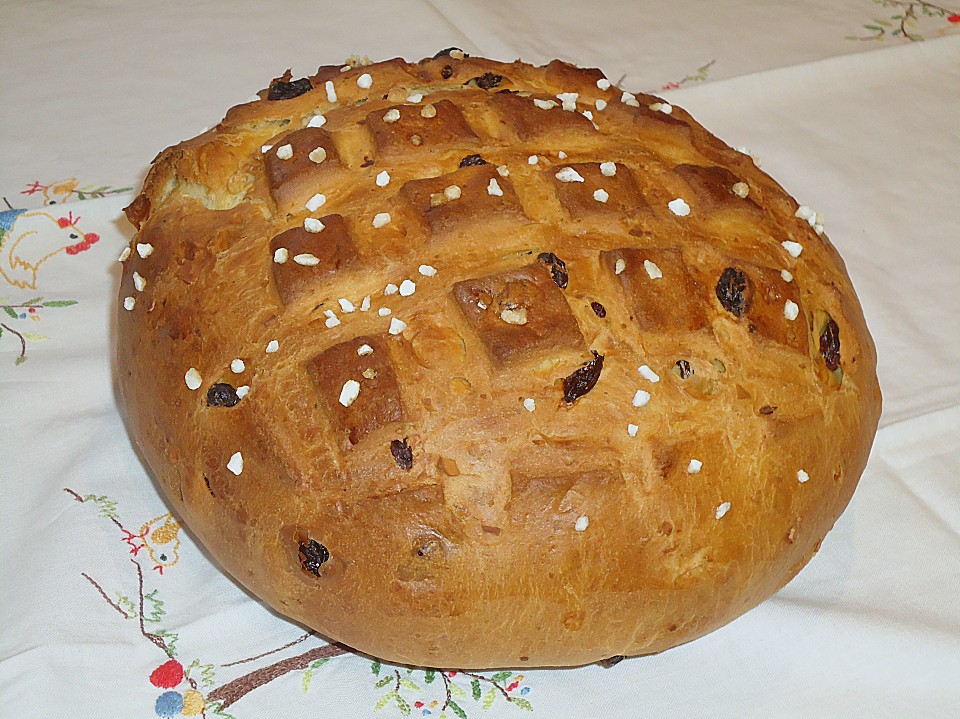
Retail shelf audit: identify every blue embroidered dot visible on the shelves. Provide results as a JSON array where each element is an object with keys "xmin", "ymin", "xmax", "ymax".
[
  {"xmin": 155, "ymin": 690, "xmax": 184, "ymax": 717},
  {"xmin": 520, "ymin": 686, "xmax": 531, "ymax": 695}
]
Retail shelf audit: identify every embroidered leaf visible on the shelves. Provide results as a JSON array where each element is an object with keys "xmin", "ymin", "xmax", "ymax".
[
  {"xmin": 302, "ymin": 658, "xmax": 331, "ymax": 693},
  {"xmin": 448, "ymin": 699, "xmax": 468, "ymax": 719},
  {"xmin": 22, "ymin": 333, "xmax": 48, "ymax": 342},
  {"xmin": 424, "ymin": 669, "xmax": 436, "ymax": 684},
  {"xmin": 206, "ymin": 699, "xmax": 237, "ymax": 719},
  {"xmin": 155, "ymin": 629, "xmax": 179, "ymax": 655},
  {"xmin": 374, "ymin": 690, "xmax": 396, "ymax": 711},
  {"xmin": 143, "ymin": 589, "xmax": 166, "ymax": 623},
  {"xmin": 511, "ymin": 697, "xmax": 533, "ymax": 711},
  {"xmin": 23, "ymin": 297, "xmax": 42, "ymax": 305},
  {"xmin": 42, "ymin": 300, "xmax": 78, "ymax": 307},
  {"xmin": 395, "ymin": 694, "xmax": 412, "ymax": 716},
  {"xmin": 82, "ymin": 494, "xmax": 119, "ymax": 520},
  {"xmin": 471, "ymin": 679, "xmax": 481, "ymax": 701},
  {"xmin": 399, "ymin": 677, "xmax": 420, "ymax": 691},
  {"xmin": 490, "ymin": 671, "xmax": 512, "ymax": 683},
  {"xmin": 449, "ymin": 682, "xmax": 468, "ymax": 699},
  {"xmin": 3, "ymin": 306, "xmax": 17, "ymax": 319},
  {"xmin": 185, "ymin": 659, "xmax": 216, "ymax": 688},
  {"xmin": 198, "ymin": 663, "xmax": 216, "ymax": 688},
  {"xmin": 374, "ymin": 675, "xmax": 393, "ymax": 689},
  {"xmin": 371, "ymin": 660, "xmax": 382, "ymax": 675},
  {"xmin": 482, "ymin": 687, "xmax": 497, "ymax": 711},
  {"xmin": 116, "ymin": 593, "xmax": 138, "ymax": 619},
  {"xmin": 15, "ymin": 355, "xmax": 27, "ymax": 365}
]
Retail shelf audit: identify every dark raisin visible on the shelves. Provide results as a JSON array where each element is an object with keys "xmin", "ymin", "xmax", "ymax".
[
  {"xmin": 206, "ymin": 383, "xmax": 240, "ymax": 407},
  {"xmin": 433, "ymin": 47, "xmax": 467, "ymax": 59},
  {"xmin": 759, "ymin": 405, "xmax": 777, "ymax": 415},
  {"xmin": 470, "ymin": 72, "xmax": 503, "ymax": 90},
  {"xmin": 441, "ymin": 65, "xmax": 454, "ymax": 80},
  {"xmin": 390, "ymin": 438, "xmax": 414, "ymax": 470},
  {"xmin": 591, "ymin": 301, "xmax": 607, "ymax": 318},
  {"xmin": 267, "ymin": 77, "xmax": 313, "ymax": 101},
  {"xmin": 599, "ymin": 655, "xmax": 626, "ymax": 668},
  {"xmin": 537, "ymin": 252, "xmax": 569, "ymax": 289},
  {"xmin": 298, "ymin": 539, "xmax": 330, "ymax": 576},
  {"xmin": 563, "ymin": 351, "xmax": 604, "ymax": 404},
  {"xmin": 820, "ymin": 318, "xmax": 841, "ymax": 371},
  {"xmin": 715, "ymin": 267, "xmax": 752, "ymax": 317},
  {"xmin": 360, "ymin": 157, "xmax": 374, "ymax": 168},
  {"xmin": 459, "ymin": 154, "xmax": 488, "ymax": 168},
  {"xmin": 675, "ymin": 360, "xmax": 693, "ymax": 379}
]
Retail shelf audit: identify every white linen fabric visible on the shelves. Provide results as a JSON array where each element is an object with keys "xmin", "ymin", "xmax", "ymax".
[{"xmin": 1, "ymin": 3, "xmax": 958, "ymax": 717}]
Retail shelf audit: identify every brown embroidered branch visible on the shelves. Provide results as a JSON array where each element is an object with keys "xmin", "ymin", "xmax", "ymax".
[
  {"xmin": 134, "ymin": 559, "xmax": 171, "ymax": 655},
  {"xmin": 207, "ymin": 643, "xmax": 351, "ymax": 709},
  {"xmin": 82, "ymin": 559, "xmax": 201, "ymax": 691},
  {"xmin": 0, "ymin": 323, "xmax": 26, "ymax": 362},
  {"xmin": 220, "ymin": 631, "xmax": 313, "ymax": 667},
  {"xmin": 81, "ymin": 560, "xmax": 175, "ymax": 657},
  {"xmin": 440, "ymin": 670, "xmax": 453, "ymax": 711},
  {"xmin": 81, "ymin": 572, "xmax": 131, "ymax": 620}
]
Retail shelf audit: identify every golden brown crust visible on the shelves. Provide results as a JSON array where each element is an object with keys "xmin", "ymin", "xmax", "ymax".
[{"xmin": 118, "ymin": 52, "xmax": 881, "ymax": 668}]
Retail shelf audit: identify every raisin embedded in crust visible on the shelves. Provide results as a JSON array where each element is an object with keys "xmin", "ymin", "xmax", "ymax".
[
  {"xmin": 206, "ymin": 383, "xmax": 240, "ymax": 407},
  {"xmin": 298, "ymin": 539, "xmax": 330, "ymax": 576},
  {"xmin": 563, "ymin": 351, "xmax": 604, "ymax": 404},
  {"xmin": 459, "ymin": 154, "xmax": 488, "ymax": 168},
  {"xmin": 441, "ymin": 65, "xmax": 454, "ymax": 80},
  {"xmin": 675, "ymin": 360, "xmax": 694, "ymax": 379},
  {"xmin": 470, "ymin": 72, "xmax": 503, "ymax": 90},
  {"xmin": 591, "ymin": 301, "xmax": 607, "ymax": 318},
  {"xmin": 820, "ymin": 317, "xmax": 841, "ymax": 370},
  {"xmin": 390, "ymin": 438, "xmax": 414, "ymax": 470},
  {"xmin": 537, "ymin": 252, "xmax": 569, "ymax": 289},
  {"xmin": 267, "ymin": 77, "xmax": 313, "ymax": 101},
  {"xmin": 716, "ymin": 267, "xmax": 753, "ymax": 317}
]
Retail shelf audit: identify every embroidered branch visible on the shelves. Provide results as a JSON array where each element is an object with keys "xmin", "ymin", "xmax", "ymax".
[
  {"xmin": 221, "ymin": 631, "xmax": 313, "ymax": 667},
  {"xmin": 206, "ymin": 643, "xmax": 350, "ymax": 708}
]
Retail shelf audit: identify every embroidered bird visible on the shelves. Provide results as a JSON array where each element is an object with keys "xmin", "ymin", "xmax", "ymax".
[
  {"xmin": 121, "ymin": 513, "xmax": 183, "ymax": 574},
  {"xmin": 0, "ymin": 209, "xmax": 99, "ymax": 290}
]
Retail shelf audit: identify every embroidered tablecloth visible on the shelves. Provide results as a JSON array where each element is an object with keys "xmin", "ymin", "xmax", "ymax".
[{"xmin": 2, "ymin": 3, "xmax": 959, "ymax": 718}]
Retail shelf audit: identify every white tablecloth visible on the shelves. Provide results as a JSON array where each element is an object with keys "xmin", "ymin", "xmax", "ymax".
[{"xmin": 2, "ymin": 3, "xmax": 959, "ymax": 718}]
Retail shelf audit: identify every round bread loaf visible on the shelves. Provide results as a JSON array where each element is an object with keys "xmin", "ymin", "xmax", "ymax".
[{"xmin": 118, "ymin": 51, "xmax": 881, "ymax": 668}]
